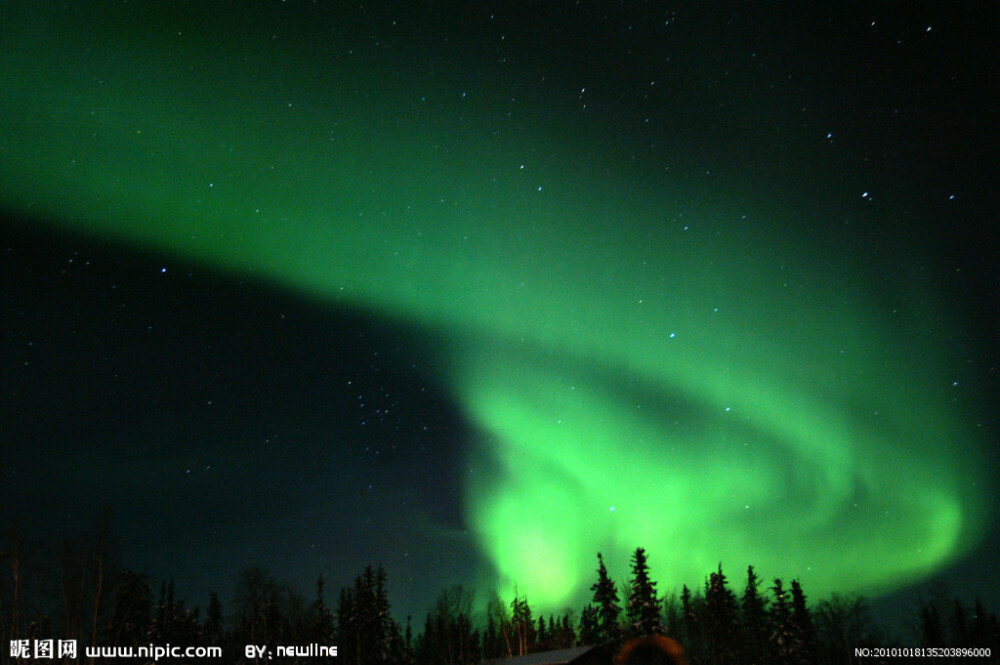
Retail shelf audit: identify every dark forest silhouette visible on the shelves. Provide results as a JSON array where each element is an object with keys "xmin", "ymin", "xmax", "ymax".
[{"xmin": 2, "ymin": 523, "xmax": 997, "ymax": 664}]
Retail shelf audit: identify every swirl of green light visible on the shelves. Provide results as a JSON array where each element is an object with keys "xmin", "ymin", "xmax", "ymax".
[{"xmin": 1, "ymin": 3, "xmax": 990, "ymax": 611}]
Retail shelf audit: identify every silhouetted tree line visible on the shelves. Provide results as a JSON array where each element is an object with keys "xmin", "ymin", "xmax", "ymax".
[{"xmin": 2, "ymin": 524, "xmax": 998, "ymax": 664}]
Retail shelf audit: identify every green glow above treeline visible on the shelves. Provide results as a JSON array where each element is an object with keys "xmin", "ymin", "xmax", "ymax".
[{"xmin": 2, "ymin": 2, "xmax": 990, "ymax": 611}]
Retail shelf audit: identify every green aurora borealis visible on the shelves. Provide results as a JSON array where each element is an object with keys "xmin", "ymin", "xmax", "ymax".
[{"xmin": 2, "ymin": 2, "xmax": 995, "ymax": 612}]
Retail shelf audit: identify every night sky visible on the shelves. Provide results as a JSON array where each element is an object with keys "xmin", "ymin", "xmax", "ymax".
[{"xmin": 2, "ymin": 1, "xmax": 998, "ymax": 626}]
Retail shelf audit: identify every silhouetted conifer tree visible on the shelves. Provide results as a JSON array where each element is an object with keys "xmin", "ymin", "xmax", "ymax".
[
  {"xmin": 704, "ymin": 564, "xmax": 739, "ymax": 665},
  {"xmin": 415, "ymin": 613, "xmax": 435, "ymax": 665},
  {"xmin": 337, "ymin": 586, "xmax": 353, "ymax": 644},
  {"xmin": 335, "ymin": 565, "xmax": 406, "ymax": 665},
  {"xmin": 560, "ymin": 611, "xmax": 577, "ymax": 648},
  {"xmin": 626, "ymin": 547, "xmax": 663, "ymax": 637},
  {"xmin": 920, "ymin": 602, "xmax": 945, "ymax": 647},
  {"xmin": 483, "ymin": 611, "xmax": 499, "ymax": 659},
  {"xmin": 661, "ymin": 591, "xmax": 683, "ymax": 640},
  {"xmin": 510, "ymin": 594, "xmax": 534, "ymax": 654},
  {"xmin": 203, "ymin": 590, "xmax": 223, "ymax": 646},
  {"xmin": 374, "ymin": 566, "xmax": 395, "ymax": 661},
  {"xmin": 150, "ymin": 579, "xmax": 202, "ymax": 646},
  {"xmin": 536, "ymin": 615, "xmax": 548, "ymax": 650},
  {"xmin": 768, "ymin": 578, "xmax": 811, "ymax": 664},
  {"xmin": 680, "ymin": 585, "xmax": 704, "ymax": 661},
  {"xmin": 590, "ymin": 553, "xmax": 622, "ymax": 643},
  {"xmin": 741, "ymin": 565, "xmax": 768, "ymax": 665},
  {"xmin": 404, "ymin": 615, "xmax": 415, "ymax": 665},
  {"xmin": 265, "ymin": 593, "xmax": 283, "ymax": 644},
  {"xmin": 789, "ymin": 579, "xmax": 817, "ymax": 660},
  {"xmin": 467, "ymin": 626, "xmax": 482, "ymax": 665},
  {"xmin": 970, "ymin": 600, "xmax": 1000, "ymax": 654},
  {"xmin": 107, "ymin": 569, "xmax": 151, "ymax": 646},
  {"xmin": 234, "ymin": 568, "xmax": 282, "ymax": 648},
  {"xmin": 311, "ymin": 575, "xmax": 334, "ymax": 644},
  {"xmin": 579, "ymin": 603, "xmax": 600, "ymax": 645}
]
